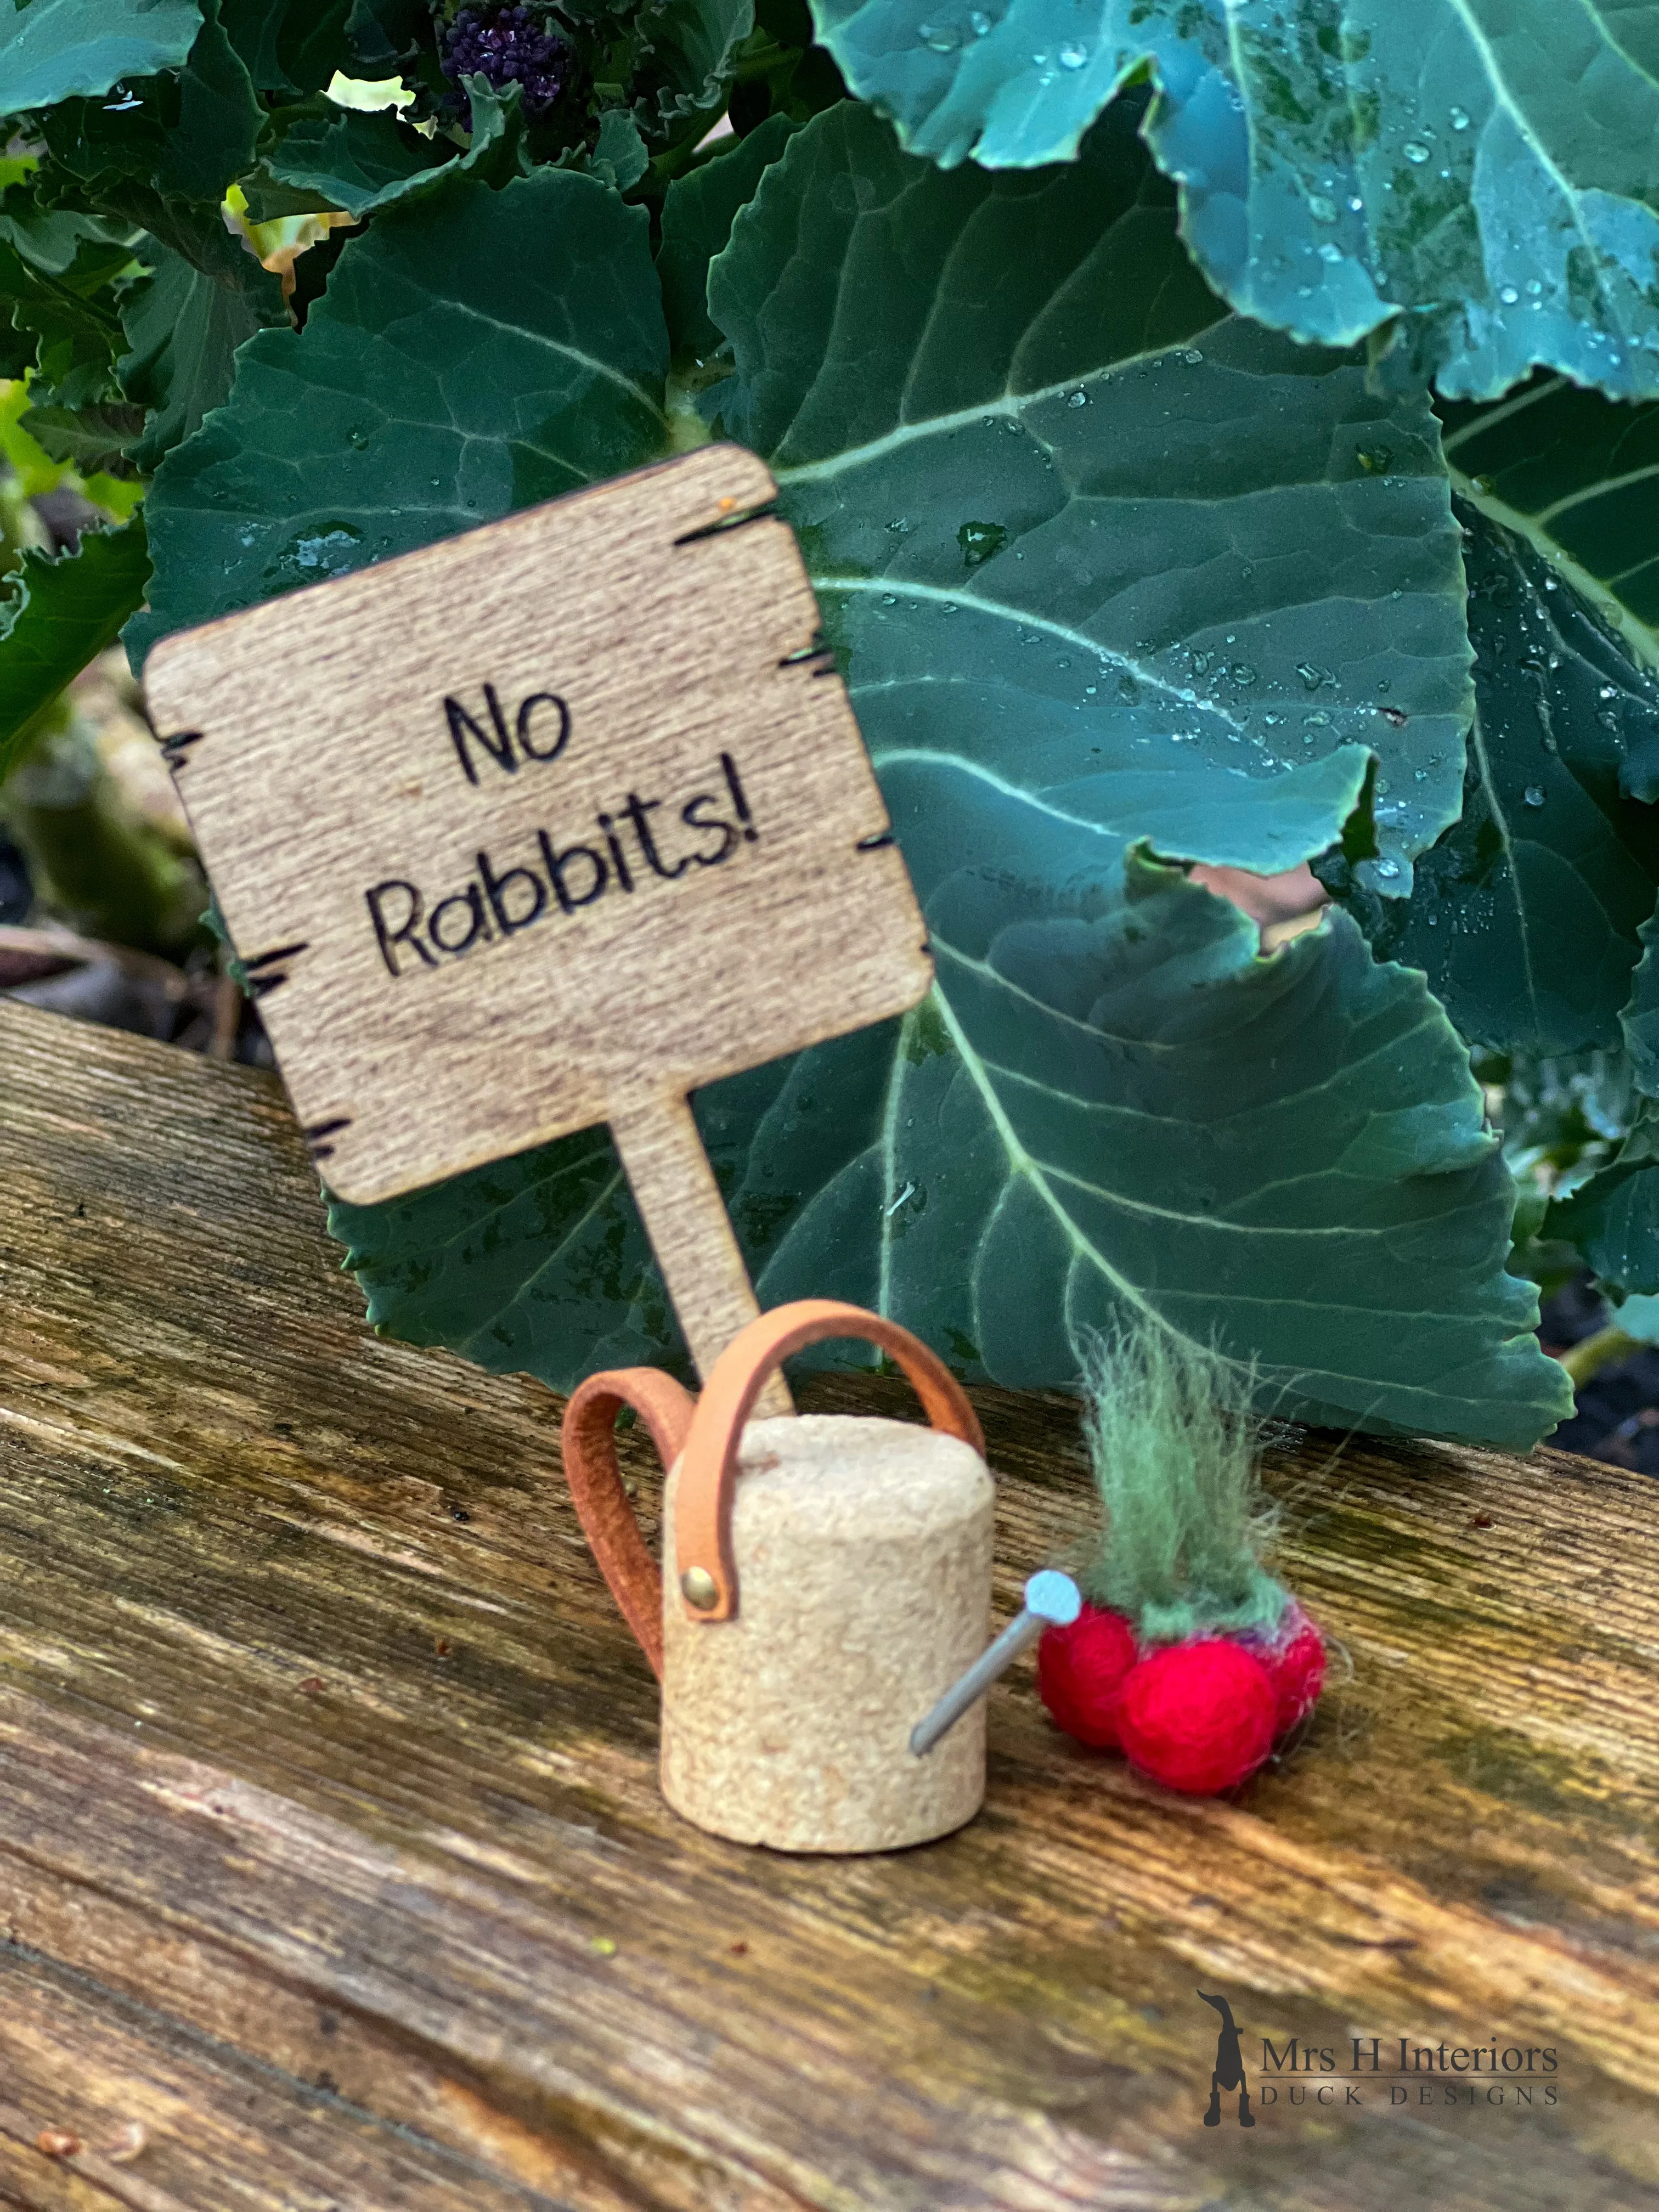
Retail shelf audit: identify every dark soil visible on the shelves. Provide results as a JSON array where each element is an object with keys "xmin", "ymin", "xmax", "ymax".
[
  {"xmin": 0, "ymin": 831, "xmax": 30, "ymax": 924},
  {"xmin": 1541, "ymin": 1277, "xmax": 1659, "ymax": 1474}
]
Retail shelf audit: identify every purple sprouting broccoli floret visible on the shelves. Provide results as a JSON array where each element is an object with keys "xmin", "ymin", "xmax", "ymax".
[{"xmin": 441, "ymin": 5, "xmax": 569, "ymax": 122}]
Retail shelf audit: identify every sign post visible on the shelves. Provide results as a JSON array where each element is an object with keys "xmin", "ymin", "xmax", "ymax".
[{"xmin": 143, "ymin": 446, "xmax": 934, "ymax": 1416}]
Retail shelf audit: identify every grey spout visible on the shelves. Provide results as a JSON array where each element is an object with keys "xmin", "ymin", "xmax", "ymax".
[{"xmin": 910, "ymin": 1570, "xmax": 1081, "ymax": 1757}]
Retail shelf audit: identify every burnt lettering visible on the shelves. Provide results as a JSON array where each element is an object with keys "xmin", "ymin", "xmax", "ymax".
[
  {"xmin": 367, "ymin": 879, "xmax": 437, "ymax": 975},
  {"xmin": 516, "ymin": 692, "xmax": 570, "ymax": 763},
  {"xmin": 445, "ymin": 693, "xmax": 515, "ymax": 783},
  {"xmin": 371, "ymin": 751, "xmax": 760, "ymax": 976},
  {"xmin": 428, "ymin": 883, "xmax": 492, "ymax": 956},
  {"xmin": 680, "ymin": 793, "xmax": 736, "ymax": 865},
  {"xmin": 446, "ymin": 685, "xmax": 570, "ymax": 780},
  {"xmin": 597, "ymin": 812, "xmax": 635, "ymax": 893},
  {"xmin": 539, "ymin": 831, "xmax": 607, "ymax": 912},
  {"xmin": 619, "ymin": 792, "xmax": 686, "ymax": 880},
  {"xmin": 721, "ymin": 752, "xmax": 758, "ymax": 842},
  {"xmin": 478, "ymin": 847, "xmax": 546, "ymax": 934}
]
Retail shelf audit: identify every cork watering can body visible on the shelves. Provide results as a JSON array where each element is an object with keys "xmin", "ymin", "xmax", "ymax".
[{"xmin": 562, "ymin": 1301, "xmax": 996, "ymax": 1853}]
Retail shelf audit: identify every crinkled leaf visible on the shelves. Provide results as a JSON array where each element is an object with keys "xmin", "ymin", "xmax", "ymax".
[
  {"xmin": 0, "ymin": 218, "xmax": 133, "ymax": 409},
  {"xmin": 708, "ymin": 100, "xmax": 1472, "ymax": 889},
  {"xmin": 809, "ymin": 0, "xmax": 1659, "ymax": 403},
  {"xmin": 0, "ymin": 0, "xmax": 201, "ymax": 116},
  {"xmin": 32, "ymin": 0, "xmax": 263, "ymax": 215},
  {"xmin": 219, "ymin": 0, "xmax": 354, "ymax": 96},
  {"xmin": 658, "ymin": 112, "xmax": 797, "ymax": 362},
  {"xmin": 0, "ymin": 183, "xmax": 136, "ymax": 412},
  {"xmin": 0, "ymin": 195, "xmax": 135, "ymax": 277},
  {"xmin": 1624, "ymin": 906, "xmax": 1659, "ymax": 1098},
  {"xmin": 19, "ymin": 398, "xmax": 143, "ymax": 472},
  {"xmin": 0, "ymin": 518, "xmax": 150, "ymax": 774},
  {"xmin": 345, "ymin": 0, "xmax": 429, "ymax": 79},
  {"xmin": 243, "ymin": 76, "xmax": 528, "ymax": 222},
  {"xmin": 1331, "ymin": 508, "xmax": 1659, "ymax": 1056},
  {"xmin": 640, "ymin": 0, "xmax": 755, "ymax": 126},
  {"xmin": 1548, "ymin": 1106, "xmax": 1659, "ymax": 1296},
  {"xmin": 129, "ymin": 165, "xmax": 670, "ymax": 663},
  {"xmin": 1441, "ymin": 375, "xmax": 1659, "ymax": 680},
  {"xmin": 334, "ymin": 850, "xmax": 1566, "ymax": 1447},
  {"xmin": 0, "ymin": 319, "xmax": 33, "ymax": 382},
  {"xmin": 591, "ymin": 109, "xmax": 651, "ymax": 190},
  {"xmin": 117, "ymin": 232, "xmax": 286, "ymax": 474}
]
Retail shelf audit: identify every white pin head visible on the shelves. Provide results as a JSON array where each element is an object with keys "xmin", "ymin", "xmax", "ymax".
[{"xmin": 1024, "ymin": 1569, "xmax": 1082, "ymax": 1626}]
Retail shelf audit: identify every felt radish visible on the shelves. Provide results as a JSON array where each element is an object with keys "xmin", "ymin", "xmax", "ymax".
[{"xmin": 1037, "ymin": 1329, "xmax": 1325, "ymax": 1795}]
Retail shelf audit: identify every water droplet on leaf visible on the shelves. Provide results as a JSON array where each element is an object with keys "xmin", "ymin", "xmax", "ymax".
[
  {"xmin": 957, "ymin": 519, "xmax": 1006, "ymax": 568},
  {"xmin": 1058, "ymin": 41, "xmax": 1087, "ymax": 67},
  {"xmin": 1404, "ymin": 141, "xmax": 1430, "ymax": 164},
  {"xmin": 265, "ymin": 524, "xmax": 364, "ymax": 590},
  {"xmin": 1523, "ymin": 785, "xmax": 1546, "ymax": 806}
]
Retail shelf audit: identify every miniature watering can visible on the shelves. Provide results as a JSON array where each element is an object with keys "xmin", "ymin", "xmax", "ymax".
[{"xmin": 561, "ymin": 1299, "xmax": 1000, "ymax": 1853}]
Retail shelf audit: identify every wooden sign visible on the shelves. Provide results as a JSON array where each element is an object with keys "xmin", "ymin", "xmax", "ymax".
[{"xmin": 143, "ymin": 447, "xmax": 933, "ymax": 1409}]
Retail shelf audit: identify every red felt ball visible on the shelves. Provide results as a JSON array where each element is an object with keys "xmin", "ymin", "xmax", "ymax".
[
  {"xmin": 1037, "ymin": 1604, "xmax": 1137, "ymax": 1748},
  {"xmin": 1115, "ymin": 1639, "xmax": 1277, "ymax": 1795},
  {"xmin": 1261, "ymin": 1613, "xmax": 1325, "ymax": 1735}
]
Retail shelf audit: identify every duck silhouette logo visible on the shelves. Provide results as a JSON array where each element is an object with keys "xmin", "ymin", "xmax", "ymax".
[{"xmin": 1198, "ymin": 1991, "xmax": 1255, "ymax": 2126}]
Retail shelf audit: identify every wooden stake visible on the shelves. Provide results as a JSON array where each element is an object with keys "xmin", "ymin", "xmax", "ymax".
[
  {"xmin": 611, "ymin": 1093, "xmax": 793, "ymax": 1418},
  {"xmin": 142, "ymin": 447, "xmax": 935, "ymax": 1410}
]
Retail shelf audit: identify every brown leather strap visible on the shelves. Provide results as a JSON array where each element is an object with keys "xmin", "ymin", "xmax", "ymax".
[
  {"xmin": 672, "ymin": 1300, "xmax": 983, "ymax": 1624},
  {"xmin": 560, "ymin": 1367, "xmax": 697, "ymax": 1679}
]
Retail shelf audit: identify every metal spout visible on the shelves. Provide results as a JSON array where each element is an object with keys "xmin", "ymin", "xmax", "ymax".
[{"xmin": 910, "ymin": 1570, "xmax": 1081, "ymax": 1757}]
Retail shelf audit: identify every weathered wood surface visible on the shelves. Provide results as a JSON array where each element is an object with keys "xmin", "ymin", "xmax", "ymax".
[{"xmin": 0, "ymin": 996, "xmax": 1657, "ymax": 2210}]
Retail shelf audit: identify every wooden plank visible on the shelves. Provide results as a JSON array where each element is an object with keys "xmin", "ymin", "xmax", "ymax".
[
  {"xmin": 0, "ymin": 998, "xmax": 1657, "ymax": 2209},
  {"xmin": 0, "ymin": 1944, "xmax": 569, "ymax": 2212}
]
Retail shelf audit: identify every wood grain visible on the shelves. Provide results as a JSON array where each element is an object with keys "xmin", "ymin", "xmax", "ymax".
[
  {"xmin": 1, "ymin": 999, "xmax": 1658, "ymax": 2209},
  {"xmin": 610, "ymin": 1094, "xmax": 792, "ymax": 1419}
]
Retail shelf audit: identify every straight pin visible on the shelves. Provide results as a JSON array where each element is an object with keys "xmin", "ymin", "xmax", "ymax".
[{"xmin": 910, "ymin": 1570, "xmax": 1081, "ymax": 1757}]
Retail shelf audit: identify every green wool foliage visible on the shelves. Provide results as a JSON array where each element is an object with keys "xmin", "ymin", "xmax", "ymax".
[{"xmin": 1079, "ymin": 1328, "xmax": 1291, "ymax": 1647}]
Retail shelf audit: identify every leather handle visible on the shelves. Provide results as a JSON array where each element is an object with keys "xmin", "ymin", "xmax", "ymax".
[
  {"xmin": 560, "ymin": 1367, "xmax": 697, "ymax": 1680},
  {"xmin": 672, "ymin": 1299, "xmax": 984, "ymax": 1624}
]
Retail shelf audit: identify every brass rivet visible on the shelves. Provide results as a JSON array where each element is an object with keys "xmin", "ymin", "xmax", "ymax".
[{"xmin": 680, "ymin": 1566, "xmax": 718, "ymax": 1611}]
